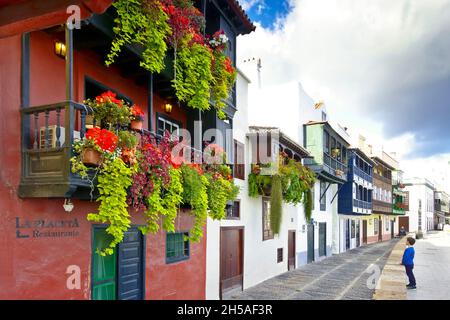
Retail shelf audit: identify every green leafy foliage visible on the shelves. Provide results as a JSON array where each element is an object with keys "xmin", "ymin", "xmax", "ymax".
[
  {"xmin": 269, "ymin": 174, "xmax": 283, "ymax": 235},
  {"xmin": 248, "ymin": 172, "xmax": 272, "ymax": 197},
  {"xmin": 210, "ymin": 52, "xmax": 237, "ymax": 119},
  {"xmin": 205, "ymin": 165, "xmax": 240, "ymax": 220},
  {"xmin": 280, "ymin": 158, "xmax": 316, "ymax": 205},
  {"xmin": 181, "ymin": 164, "xmax": 209, "ymax": 242},
  {"xmin": 106, "ymin": 0, "xmax": 171, "ymax": 73},
  {"xmin": 118, "ymin": 130, "xmax": 138, "ymax": 149},
  {"xmin": 304, "ymin": 188, "xmax": 313, "ymax": 223},
  {"xmin": 174, "ymin": 39, "xmax": 213, "ymax": 112},
  {"xmin": 87, "ymin": 157, "xmax": 134, "ymax": 256},
  {"xmin": 248, "ymin": 156, "xmax": 316, "ymax": 224}
]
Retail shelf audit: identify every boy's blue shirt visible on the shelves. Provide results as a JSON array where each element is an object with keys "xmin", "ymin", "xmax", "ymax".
[{"xmin": 402, "ymin": 246, "xmax": 415, "ymax": 266}]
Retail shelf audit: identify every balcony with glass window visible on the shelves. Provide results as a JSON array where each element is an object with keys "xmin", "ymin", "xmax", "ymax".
[{"xmin": 303, "ymin": 121, "xmax": 350, "ymax": 184}]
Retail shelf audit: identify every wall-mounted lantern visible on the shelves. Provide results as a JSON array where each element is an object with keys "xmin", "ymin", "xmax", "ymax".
[
  {"xmin": 164, "ymin": 103, "xmax": 173, "ymax": 114},
  {"xmin": 54, "ymin": 40, "xmax": 66, "ymax": 58}
]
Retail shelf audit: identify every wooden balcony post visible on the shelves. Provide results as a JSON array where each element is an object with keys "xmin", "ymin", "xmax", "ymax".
[{"xmin": 65, "ymin": 24, "xmax": 73, "ymax": 101}]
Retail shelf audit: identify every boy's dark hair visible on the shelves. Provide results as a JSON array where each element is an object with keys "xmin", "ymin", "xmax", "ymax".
[{"xmin": 407, "ymin": 237, "xmax": 416, "ymax": 245}]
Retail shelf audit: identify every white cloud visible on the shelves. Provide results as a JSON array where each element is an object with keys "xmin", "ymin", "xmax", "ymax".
[{"xmin": 237, "ymin": 0, "xmax": 450, "ymax": 190}]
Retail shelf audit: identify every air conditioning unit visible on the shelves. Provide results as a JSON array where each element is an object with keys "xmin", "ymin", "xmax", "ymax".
[{"xmin": 39, "ymin": 126, "xmax": 80, "ymax": 149}]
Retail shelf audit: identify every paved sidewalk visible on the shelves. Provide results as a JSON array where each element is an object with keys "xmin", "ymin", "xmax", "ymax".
[
  {"xmin": 407, "ymin": 231, "xmax": 450, "ymax": 300},
  {"xmin": 228, "ymin": 239, "xmax": 399, "ymax": 300}
]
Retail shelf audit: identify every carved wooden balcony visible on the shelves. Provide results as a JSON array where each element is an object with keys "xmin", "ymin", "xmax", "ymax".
[{"xmin": 19, "ymin": 101, "xmax": 94, "ymax": 198}]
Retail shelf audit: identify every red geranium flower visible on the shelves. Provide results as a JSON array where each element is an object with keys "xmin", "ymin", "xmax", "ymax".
[
  {"xmin": 86, "ymin": 128, "xmax": 118, "ymax": 152},
  {"xmin": 130, "ymin": 105, "xmax": 144, "ymax": 121},
  {"xmin": 224, "ymin": 57, "xmax": 235, "ymax": 74},
  {"xmin": 95, "ymin": 90, "xmax": 123, "ymax": 107}
]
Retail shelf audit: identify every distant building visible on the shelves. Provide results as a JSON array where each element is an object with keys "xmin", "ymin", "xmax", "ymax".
[
  {"xmin": 404, "ymin": 178, "xmax": 435, "ymax": 233},
  {"xmin": 338, "ymin": 148, "xmax": 374, "ymax": 250},
  {"xmin": 434, "ymin": 191, "xmax": 449, "ymax": 230}
]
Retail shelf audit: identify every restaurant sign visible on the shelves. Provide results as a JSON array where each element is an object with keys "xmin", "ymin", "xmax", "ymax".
[{"xmin": 15, "ymin": 217, "xmax": 80, "ymax": 238}]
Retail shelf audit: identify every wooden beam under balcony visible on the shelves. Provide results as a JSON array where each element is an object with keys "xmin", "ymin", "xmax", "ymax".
[{"xmin": 0, "ymin": 0, "xmax": 113, "ymax": 38}]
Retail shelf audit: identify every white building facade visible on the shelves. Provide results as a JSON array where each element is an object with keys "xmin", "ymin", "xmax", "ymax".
[{"xmin": 404, "ymin": 178, "xmax": 435, "ymax": 233}]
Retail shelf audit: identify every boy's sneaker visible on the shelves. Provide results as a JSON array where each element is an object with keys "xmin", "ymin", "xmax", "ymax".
[{"xmin": 406, "ymin": 285, "xmax": 416, "ymax": 289}]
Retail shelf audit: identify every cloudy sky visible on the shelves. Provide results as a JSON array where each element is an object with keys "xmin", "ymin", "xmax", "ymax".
[{"xmin": 237, "ymin": 0, "xmax": 450, "ymax": 191}]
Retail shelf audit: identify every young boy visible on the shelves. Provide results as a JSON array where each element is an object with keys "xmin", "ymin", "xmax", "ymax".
[{"xmin": 402, "ymin": 237, "xmax": 416, "ymax": 289}]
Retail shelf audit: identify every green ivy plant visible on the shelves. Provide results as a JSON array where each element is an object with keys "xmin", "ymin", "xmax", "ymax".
[
  {"xmin": 205, "ymin": 165, "xmax": 239, "ymax": 220},
  {"xmin": 87, "ymin": 157, "xmax": 134, "ymax": 256},
  {"xmin": 269, "ymin": 174, "xmax": 283, "ymax": 235},
  {"xmin": 174, "ymin": 39, "xmax": 214, "ymax": 112},
  {"xmin": 140, "ymin": 168, "xmax": 184, "ymax": 235},
  {"xmin": 106, "ymin": 0, "xmax": 171, "ymax": 73},
  {"xmin": 210, "ymin": 52, "xmax": 237, "ymax": 119},
  {"xmin": 248, "ymin": 156, "xmax": 316, "ymax": 225},
  {"xmin": 181, "ymin": 164, "xmax": 209, "ymax": 242}
]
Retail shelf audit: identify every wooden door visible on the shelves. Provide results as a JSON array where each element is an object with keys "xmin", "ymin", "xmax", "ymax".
[
  {"xmin": 399, "ymin": 216, "xmax": 409, "ymax": 232},
  {"xmin": 92, "ymin": 226, "xmax": 145, "ymax": 300},
  {"xmin": 345, "ymin": 220, "xmax": 350, "ymax": 250},
  {"xmin": 390, "ymin": 220, "xmax": 395, "ymax": 239},
  {"xmin": 362, "ymin": 220, "xmax": 368, "ymax": 244},
  {"xmin": 288, "ymin": 230, "xmax": 296, "ymax": 270},
  {"xmin": 356, "ymin": 220, "xmax": 360, "ymax": 247},
  {"xmin": 117, "ymin": 228, "xmax": 145, "ymax": 300},
  {"xmin": 220, "ymin": 227, "xmax": 244, "ymax": 295},
  {"xmin": 307, "ymin": 224, "xmax": 315, "ymax": 263},
  {"xmin": 318, "ymin": 223, "xmax": 326, "ymax": 257},
  {"xmin": 378, "ymin": 218, "xmax": 382, "ymax": 241}
]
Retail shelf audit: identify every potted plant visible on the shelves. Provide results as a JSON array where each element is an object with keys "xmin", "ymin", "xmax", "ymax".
[
  {"xmin": 73, "ymin": 128, "xmax": 118, "ymax": 167},
  {"xmin": 331, "ymin": 147, "xmax": 340, "ymax": 158},
  {"xmin": 85, "ymin": 91, "xmax": 131, "ymax": 129},
  {"xmin": 130, "ymin": 105, "xmax": 145, "ymax": 131},
  {"xmin": 118, "ymin": 130, "xmax": 138, "ymax": 165}
]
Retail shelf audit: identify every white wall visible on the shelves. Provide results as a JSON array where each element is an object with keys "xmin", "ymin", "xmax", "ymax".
[
  {"xmin": 404, "ymin": 179, "xmax": 435, "ymax": 233},
  {"xmin": 206, "ymin": 70, "xmax": 301, "ymax": 299},
  {"xmin": 296, "ymin": 181, "xmax": 336, "ymax": 265}
]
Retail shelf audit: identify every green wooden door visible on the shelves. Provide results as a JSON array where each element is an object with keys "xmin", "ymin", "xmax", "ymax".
[{"xmin": 92, "ymin": 228, "xmax": 117, "ymax": 300}]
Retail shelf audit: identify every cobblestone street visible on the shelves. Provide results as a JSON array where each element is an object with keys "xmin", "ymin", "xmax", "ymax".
[{"xmin": 228, "ymin": 239, "xmax": 399, "ymax": 300}]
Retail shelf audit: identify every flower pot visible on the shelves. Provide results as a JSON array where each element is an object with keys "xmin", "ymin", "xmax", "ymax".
[
  {"xmin": 82, "ymin": 148, "xmax": 102, "ymax": 167},
  {"xmin": 131, "ymin": 120, "xmax": 143, "ymax": 131}
]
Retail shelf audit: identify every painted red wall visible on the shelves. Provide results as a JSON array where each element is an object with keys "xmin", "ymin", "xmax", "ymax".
[
  {"xmin": 0, "ymin": 30, "xmax": 204, "ymax": 300},
  {"xmin": 366, "ymin": 235, "xmax": 379, "ymax": 244}
]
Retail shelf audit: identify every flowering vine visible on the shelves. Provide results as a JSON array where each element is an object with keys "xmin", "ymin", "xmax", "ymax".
[{"xmin": 107, "ymin": 0, "xmax": 237, "ymax": 117}]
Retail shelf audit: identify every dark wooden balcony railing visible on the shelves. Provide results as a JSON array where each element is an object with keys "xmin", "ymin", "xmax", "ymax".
[
  {"xmin": 323, "ymin": 152, "xmax": 348, "ymax": 174},
  {"xmin": 353, "ymin": 166, "xmax": 372, "ymax": 183},
  {"xmin": 19, "ymin": 101, "xmax": 94, "ymax": 198}
]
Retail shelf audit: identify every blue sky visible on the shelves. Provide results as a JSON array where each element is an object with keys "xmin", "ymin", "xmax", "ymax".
[{"xmin": 240, "ymin": 0, "xmax": 293, "ymax": 29}]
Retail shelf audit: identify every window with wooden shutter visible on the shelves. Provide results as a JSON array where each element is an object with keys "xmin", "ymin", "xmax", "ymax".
[{"xmin": 233, "ymin": 139, "xmax": 245, "ymax": 180}]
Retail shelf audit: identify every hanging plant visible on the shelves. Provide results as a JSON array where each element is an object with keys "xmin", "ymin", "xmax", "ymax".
[
  {"xmin": 85, "ymin": 91, "xmax": 131, "ymax": 129},
  {"xmin": 87, "ymin": 157, "xmax": 134, "ymax": 256},
  {"xmin": 204, "ymin": 164, "xmax": 240, "ymax": 220},
  {"xmin": 247, "ymin": 155, "xmax": 316, "ymax": 223},
  {"xmin": 270, "ymin": 174, "xmax": 283, "ymax": 235},
  {"xmin": 106, "ymin": 0, "xmax": 171, "ymax": 73},
  {"xmin": 304, "ymin": 188, "xmax": 313, "ymax": 223},
  {"xmin": 210, "ymin": 31, "xmax": 237, "ymax": 119},
  {"xmin": 174, "ymin": 36, "xmax": 213, "ymax": 112},
  {"xmin": 106, "ymin": 0, "xmax": 236, "ymax": 116},
  {"xmin": 181, "ymin": 163, "xmax": 209, "ymax": 242}
]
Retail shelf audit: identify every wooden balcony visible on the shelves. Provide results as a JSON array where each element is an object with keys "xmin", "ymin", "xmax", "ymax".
[{"xmin": 19, "ymin": 101, "xmax": 95, "ymax": 198}]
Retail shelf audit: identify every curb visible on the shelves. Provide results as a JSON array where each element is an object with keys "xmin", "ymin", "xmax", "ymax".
[{"xmin": 372, "ymin": 236, "xmax": 408, "ymax": 300}]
